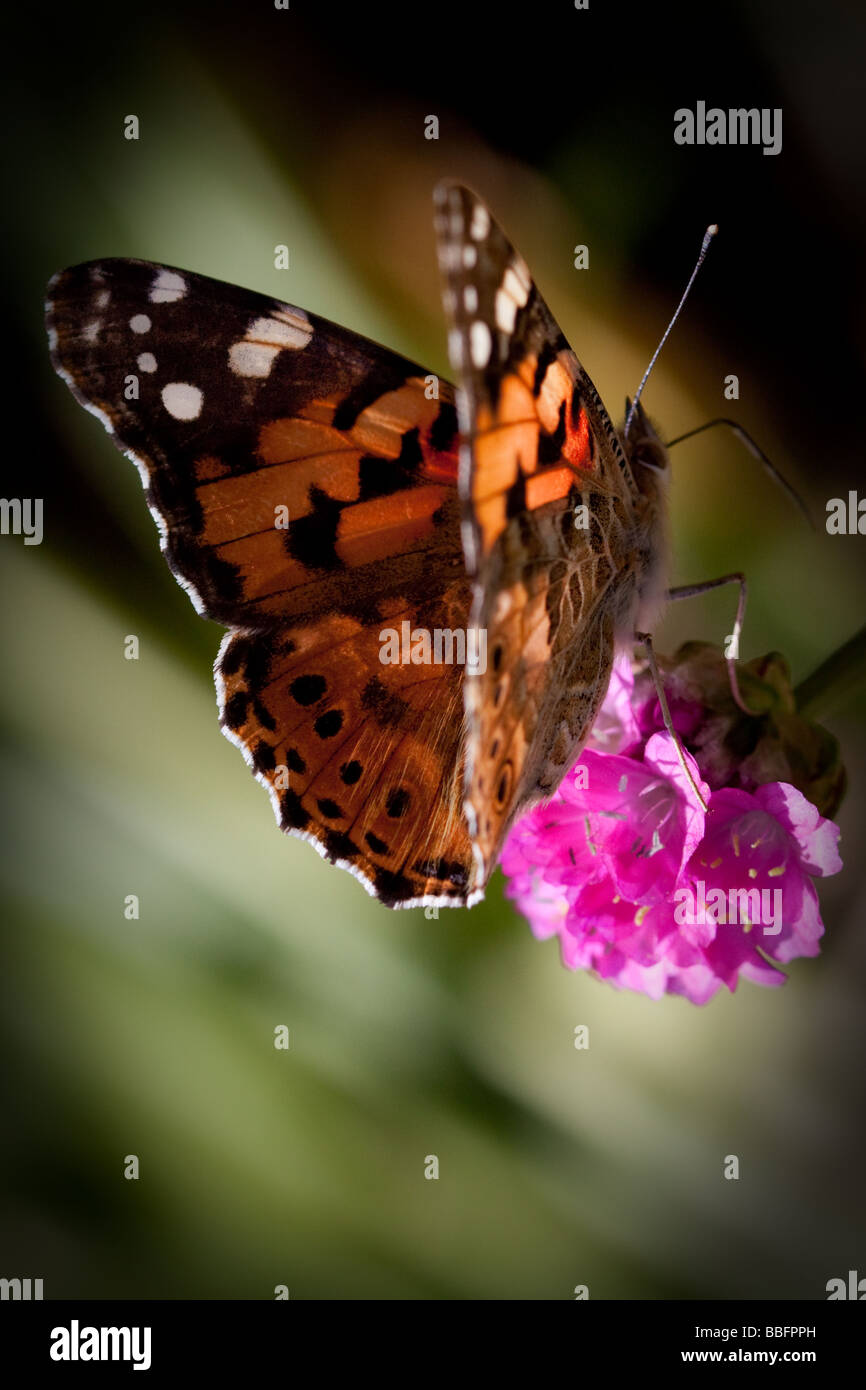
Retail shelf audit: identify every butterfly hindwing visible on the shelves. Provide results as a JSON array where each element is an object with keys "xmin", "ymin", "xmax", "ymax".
[
  {"xmin": 47, "ymin": 259, "xmax": 480, "ymax": 906},
  {"xmin": 216, "ymin": 589, "xmax": 475, "ymax": 908},
  {"xmin": 434, "ymin": 183, "xmax": 645, "ymax": 882}
]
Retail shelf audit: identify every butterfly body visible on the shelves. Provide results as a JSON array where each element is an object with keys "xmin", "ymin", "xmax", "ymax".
[{"xmin": 47, "ymin": 185, "xmax": 671, "ymax": 908}]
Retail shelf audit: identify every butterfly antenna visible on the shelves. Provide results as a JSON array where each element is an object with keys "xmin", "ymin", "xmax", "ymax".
[{"xmin": 623, "ymin": 224, "xmax": 718, "ymax": 440}]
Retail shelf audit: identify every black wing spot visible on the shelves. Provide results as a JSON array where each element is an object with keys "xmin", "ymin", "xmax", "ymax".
[
  {"xmin": 365, "ymin": 831, "xmax": 390, "ymax": 855},
  {"xmin": 253, "ymin": 741, "xmax": 276, "ymax": 774},
  {"xmin": 386, "ymin": 788, "xmax": 410, "ymax": 818},
  {"xmin": 537, "ymin": 399, "xmax": 566, "ymax": 466},
  {"xmin": 317, "ymin": 798, "xmax": 345, "ymax": 820},
  {"xmin": 323, "ymin": 828, "xmax": 358, "ymax": 863},
  {"xmin": 496, "ymin": 765, "xmax": 512, "ymax": 806},
  {"xmin": 373, "ymin": 866, "xmax": 416, "ymax": 907},
  {"xmin": 279, "ymin": 789, "xmax": 310, "ymax": 831},
  {"xmin": 533, "ymin": 341, "xmax": 557, "ymax": 396},
  {"xmin": 504, "ymin": 471, "xmax": 527, "ymax": 520},
  {"xmin": 223, "ymin": 691, "xmax": 249, "ymax": 730},
  {"xmin": 252, "ymin": 697, "xmax": 277, "ymax": 733},
  {"xmin": 287, "ymin": 748, "xmax": 306, "ymax": 774},
  {"xmin": 290, "ymin": 673, "xmax": 326, "ymax": 706},
  {"xmin": 314, "ymin": 709, "xmax": 344, "ymax": 739},
  {"xmin": 340, "ymin": 759, "xmax": 363, "ymax": 785},
  {"xmin": 243, "ymin": 640, "xmax": 274, "ymax": 688},
  {"xmin": 397, "ymin": 426, "xmax": 423, "ymax": 470},
  {"xmin": 285, "ymin": 485, "xmax": 344, "ymax": 571},
  {"xmin": 429, "ymin": 400, "xmax": 458, "ymax": 453},
  {"xmin": 221, "ymin": 637, "xmax": 251, "ymax": 677},
  {"xmin": 358, "ymin": 454, "xmax": 400, "ymax": 500}
]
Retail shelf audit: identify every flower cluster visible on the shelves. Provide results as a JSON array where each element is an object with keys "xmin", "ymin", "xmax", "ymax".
[{"xmin": 502, "ymin": 645, "xmax": 843, "ymax": 1003}]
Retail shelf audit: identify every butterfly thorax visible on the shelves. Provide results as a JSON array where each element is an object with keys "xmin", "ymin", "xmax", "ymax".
[{"xmin": 618, "ymin": 402, "xmax": 671, "ymax": 638}]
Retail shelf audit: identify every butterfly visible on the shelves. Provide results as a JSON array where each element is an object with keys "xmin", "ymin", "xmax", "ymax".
[{"xmin": 46, "ymin": 182, "xmax": 671, "ymax": 909}]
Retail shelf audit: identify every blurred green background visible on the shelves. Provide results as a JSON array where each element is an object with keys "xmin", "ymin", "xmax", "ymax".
[{"xmin": 2, "ymin": 0, "xmax": 865, "ymax": 1298}]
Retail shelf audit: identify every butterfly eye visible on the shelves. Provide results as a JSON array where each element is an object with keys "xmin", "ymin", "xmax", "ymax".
[{"xmin": 633, "ymin": 441, "xmax": 669, "ymax": 474}]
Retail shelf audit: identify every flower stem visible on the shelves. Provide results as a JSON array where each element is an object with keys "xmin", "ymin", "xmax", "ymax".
[{"xmin": 794, "ymin": 624, "xmax": 866, "ymax": 720}]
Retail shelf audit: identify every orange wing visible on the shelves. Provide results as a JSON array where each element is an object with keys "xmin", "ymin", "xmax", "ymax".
[
  {"xmin": 434, "ymin": 184, "xmax": 645, "ymax": 881},
  {"xmin": 48, "ymin": 260, "xmax": 481, "ymax": 905}
]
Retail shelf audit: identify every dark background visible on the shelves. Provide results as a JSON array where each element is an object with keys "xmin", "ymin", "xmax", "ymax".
[{"xmin": 2, "ymin": 0, "xmax": 864, "ymax": 1298}]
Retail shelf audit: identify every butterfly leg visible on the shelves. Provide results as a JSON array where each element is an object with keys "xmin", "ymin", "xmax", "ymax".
[
  {"xmin": 667, "ymin": 572, "xmax": 756, "ymax": 714},
  {"xmin": 665, "ymin": 420, "xmax": 812, "ymax": 528},
  {"xmin": 635, "ymin": 631, "xmax": 708, "ymax": 812}
]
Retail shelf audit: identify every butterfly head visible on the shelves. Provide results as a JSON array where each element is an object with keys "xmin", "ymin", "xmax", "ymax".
[{"xmin": 620, "ymin": 396, "xmax": 669, "ymax": 482}]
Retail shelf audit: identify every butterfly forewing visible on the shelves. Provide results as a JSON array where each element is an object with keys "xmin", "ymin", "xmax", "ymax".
[
  {"xmin": 434, "ymin": 183, "xmax": 644, "ymax": 882},
  {"xmin": 47, "ymin": 258, "xmax": 479, "ymax": 906}
]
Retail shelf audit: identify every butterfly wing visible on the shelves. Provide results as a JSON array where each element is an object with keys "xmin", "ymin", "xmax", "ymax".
[
  {"xmin": 434, "ymin": 183, "xmax": 645, "ymax": 882},
  {"xmin": 47, "ymin": 260, "xmax": 479, "ymax": 906}
]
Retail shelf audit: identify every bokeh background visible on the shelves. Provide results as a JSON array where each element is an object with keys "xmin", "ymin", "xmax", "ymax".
[{"xmin": 2, "ymin": 0, "xmax": 865, "ymax": 1298}]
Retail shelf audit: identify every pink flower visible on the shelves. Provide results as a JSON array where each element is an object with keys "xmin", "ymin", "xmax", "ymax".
[{"xmin": 502, "ymin": 647, "xmax": 844, "ymax": 1004}]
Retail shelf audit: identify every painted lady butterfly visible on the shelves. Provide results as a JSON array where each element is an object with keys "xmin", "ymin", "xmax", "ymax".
[{"xmin": 46, "ymin": 183, "xmax": 672, "ymax": 909}]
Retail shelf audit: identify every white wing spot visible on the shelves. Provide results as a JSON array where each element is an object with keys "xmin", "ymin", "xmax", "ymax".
[
  {"xmin": 149, "ymin": 269, "xmax": 187, "ymax": 304},
  {"xmin": 510, "ymin": 256, "xmax": 532, "ymax": 295},
  {"xmin": 95, "ymin": 289, "xmax": 110, "ymax": 309},
  {"xmin": 448, "ymin": 328, "xmax": 464, "ymax": 369},
  {"xmin": 229, "ymin": 341, "xmax": 279, "ymax": 378},
  {"xmin": 83, "ymin": 320, "xmax": 101, "ymax": 343},
  {"xmin": 229, "ymin": 309, "xmax": 313, "ymax": 378},
  {"xmin": 470, "ymin": 202, "xmax": 490, "ymax": 241},
  {"xmin": 462, "ymin": 244, "xmax": 477, "ymax": 268},
  {"xmin": 469, "ymin": 320, "xmax": 492, "ymax": 368},
  {"xmin": 463, "ymin": 285, "xmax": 478, "ymax": 313},
  {"xmin": 495, "ymin": 289, "xmax": 517, "ymax": 334},
  {"xmin": 503, "ymin": 264, "xmax": 530, "ymax": 307},
  {"xmin": 129, "ymin": 314, "xmax": 151, "ymax": 334},
  {"xmin": 137, "ymin": 352, "xmax": 157, "ymax": 373},
  {"xmin": 161, "ymin": 382, "xmax": 203, "ymax": 420},
  {"xmin": 264, "ymin": 310, "xmax": 313, "ymax": 349}
]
